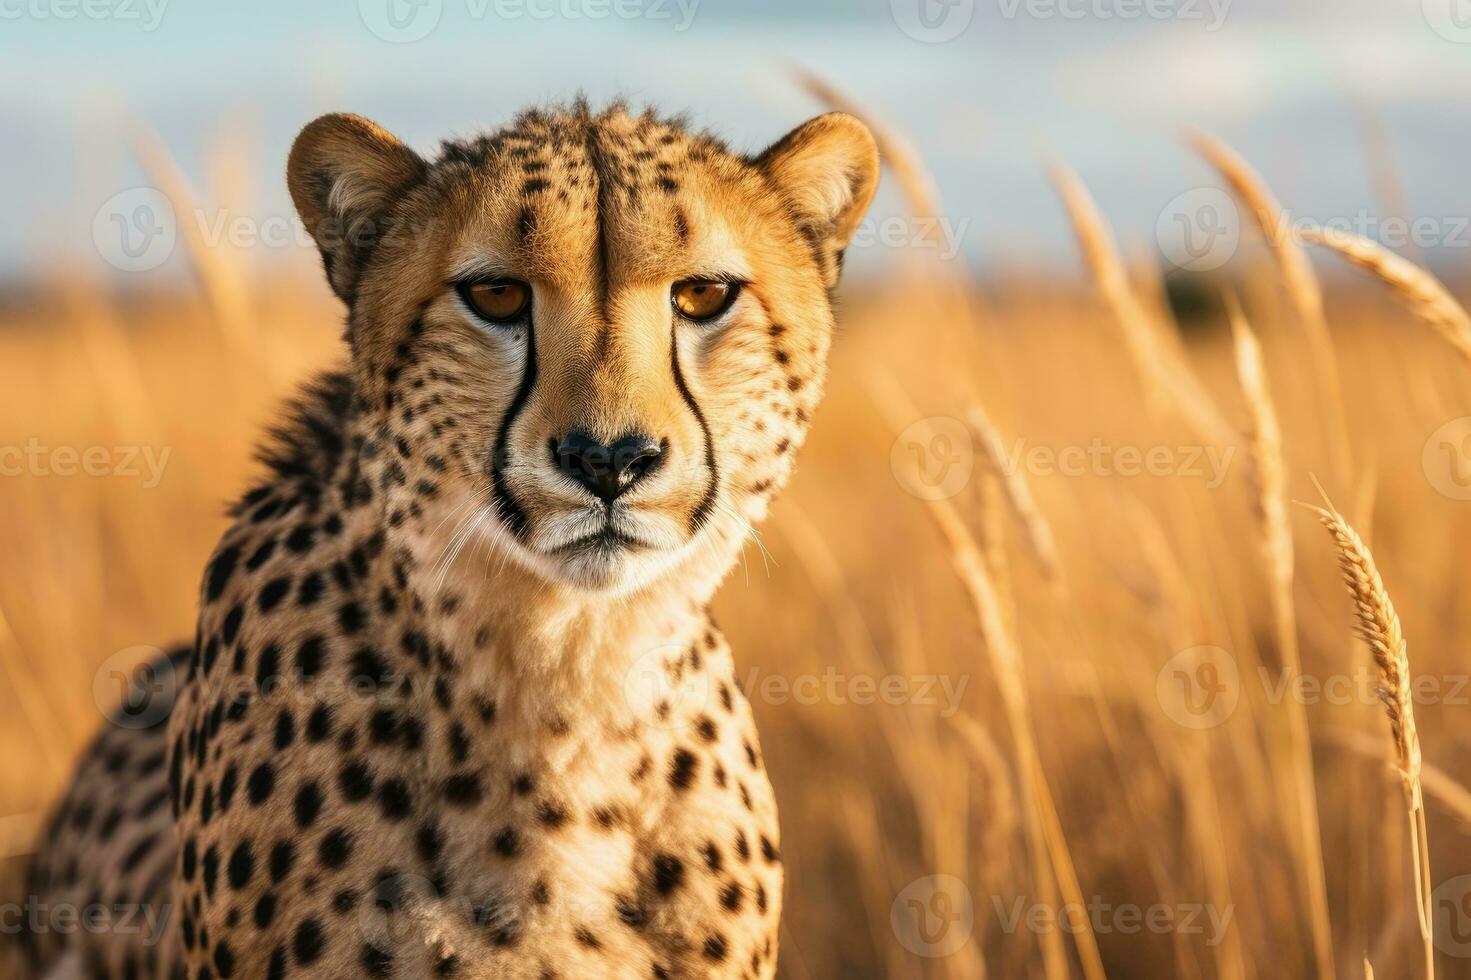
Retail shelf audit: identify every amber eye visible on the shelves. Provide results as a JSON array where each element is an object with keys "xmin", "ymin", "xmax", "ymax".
[
  {"xmin": 672, "ymin": 280, "xmax": 739, "ymax": 322},
  {"xmin": 460, "ymin": 279, "xmax": 531, "ymax": 324}
]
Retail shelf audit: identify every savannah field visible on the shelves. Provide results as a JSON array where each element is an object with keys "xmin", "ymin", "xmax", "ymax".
[{"xmin": 1, "ymin": 106, "xmax": 1470, "ymax": 980}]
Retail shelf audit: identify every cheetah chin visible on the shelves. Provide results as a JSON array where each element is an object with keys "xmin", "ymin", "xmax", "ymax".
[{"xmin": 22, "ymin": 99, "xmax": 878, "ymax": 980}]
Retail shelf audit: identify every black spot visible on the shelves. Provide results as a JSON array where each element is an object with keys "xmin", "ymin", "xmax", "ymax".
[
  {"xmin": 339, "ymin": 760, "xmax": 374, "ymax": 801},
  {"xmin": 416, "ymin": 822, "xmax": 444, "ymax": 862},
  {"xmin": 368, "ymin": 709, "xmax": 402, "ymax": 746},
  {"xmin": 319, "ymin": 828, "xmax": 353, "ymax": 869},
  {"xmin": 349, "ymin": 647, "xmax": 393, "ymax": 688},
  {"xmin": 668, "ymin": 747, "xmax": 698, "ymax": 790},
  {"xmin": 247, "ymin": 763, "xmax": 276, "ymax": 805},
  {"xmin": 535, "ymin": 800, "xmax": 569, "ymax": 828},
  {"xmin": 362, "ymin": 944, "xmax": 393, "ymax": 977},
  {"xmin": 297, "ymin": 572, "xmax": 325, "ymax": 606},
  {"xmin": 207, "ymin": 545, "xmax": 241, "ymax": 601},
  {"xmin": 120, "ymin": 832, "xmax": 157, "ymax": 872},
  {"xmin": 202, "ymin": 845, "xmax": 220, "ymax": 898},
  {"xmin": 221, "ymin": 605, "xmax": 245, "ymax": 645},
  {"xmin": 492, "ymin": 826, "xmax": 519, "ymax": 858},
  {"xmin": 703, "ymin": 934, "xmax": 728, "ymax": 961},
  {"xmin": 443, "ymin": 772, "xmax": 483, "ymax": 806},
  {"xmin": 297, "ymin": 636, "xmax": 326, "ymax": 679},
  {"xmin": 245, "ymin": 539, "xmax": 276, "ymax": 572},
  {"xmin": 306, "ymin": 703, "xmax": 334, "ymax": 742},
  {"xmin": 286, "ymin": 524, "xmax": 316, "ymax": 552},
  {"xmin": 258, "ymin": 576, "xmax": 291, "ymax": 612},
  {"xmin": 377, "ymin": 778, "xmax": 413, "ymax": 820},
  {"xmin": 181, "ymin": 838, "xmax": 198, "ymax": 880},
  {"xmin": 338, "ymin": 602, "xmax": 366, "ymax": 634},
  {"xmin": 447, "ymin": 722, "xmax": 470, "ymax": 764},
  {"xmin": 652, "ymin": 853, "xmax": 684, "ymax": 894},
  {"xmin": 214, "ymin": 940, "xmax": 236, "ymax": 978},
  {"xmin": 274, "ymin": 710, "xmax": 296, "ymax": 750},
  {"xmin": 254, "ymin": 892, "xmax": 277, "ymax": 929},
  {"xmin": 295, "ymin": 781, "xmax": 323, "ymax": 828},
  {"xmin": 266, "ymin": 946, "xmax": 286, "ymax": 980},
  {"xmin": 98, "ymin": 805, "xmax": 124, "ymax": 841},
  {"xmin": 293, "ymin": 918, "xmax": 326, "ymax": 964},
  {"xmin": 270, "ymin": 840, "xmax": 296, "ymax": 883},
  {"xmin": 227, "ymin": 842, "xmax": 255, "ymax": 889}
]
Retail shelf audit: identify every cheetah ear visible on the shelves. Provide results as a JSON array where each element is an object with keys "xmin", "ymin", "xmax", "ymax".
[
  {"xmin": 287, "ymin": 113, "xmax": 427, "ymax": 305},
  {"xmin": 755, "ymin": 112, "xmax": 879, "ymax": 288}
]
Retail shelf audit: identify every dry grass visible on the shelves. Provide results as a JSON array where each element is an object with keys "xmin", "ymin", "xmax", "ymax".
[
  {"xmin": 1306, "ymin": 498, "xmax": 1434, "ymax": 979},
  {"xmin": 1230, "ymin": 297, "xmax": 1336, "ymax": 980},
  {"xmin": 3, "ymin": 111, "xmax": 1471, "ymax": 980},
  {"xmin": 1298, "ymin": 227, "xmax": 1471, "ymax": 368},
  {"xmin": 1190, "ymin": 130, "xmax": 1352, "ymax": 489}
]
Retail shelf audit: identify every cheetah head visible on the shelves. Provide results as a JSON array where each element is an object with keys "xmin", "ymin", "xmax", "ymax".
[{"xmin": 287, "ymin": 103, "xmax": 877, "ymax": 593}]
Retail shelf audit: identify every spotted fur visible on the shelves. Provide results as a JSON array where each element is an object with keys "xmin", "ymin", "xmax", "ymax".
[{"xmin": 21, "ymin": 100, "xmax": 878, "ymax": 979}]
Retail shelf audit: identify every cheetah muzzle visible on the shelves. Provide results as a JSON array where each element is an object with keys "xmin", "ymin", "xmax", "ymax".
[{"xmin": 20, "ymin": 100, "xmax": 878, "ymax": 980}]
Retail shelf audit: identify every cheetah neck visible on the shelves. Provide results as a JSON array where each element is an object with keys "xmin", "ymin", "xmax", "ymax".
[{"xmin": 387, "ymin": 491, "xmax": 737, "ymax": 752}]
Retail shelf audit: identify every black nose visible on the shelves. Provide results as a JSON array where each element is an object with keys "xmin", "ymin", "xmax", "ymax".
[{"xmin": 551, "ymin": 430, "xmax": 666, "ymax": 504}]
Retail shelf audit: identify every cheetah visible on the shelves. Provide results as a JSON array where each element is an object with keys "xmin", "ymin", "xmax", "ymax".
[{"xmin": 18, "ymin": 100, "xmax": 878, "ymax": 979}]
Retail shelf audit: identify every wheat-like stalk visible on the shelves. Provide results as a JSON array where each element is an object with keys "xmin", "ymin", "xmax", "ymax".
[
  {"xmin": 1049, "ymin": 160, "xmax": 1233, "ymax": 446},
  {"xmin": 1299, "ymin": 226, "xmax": 1471, "ymax": 367},
  {"xmin": 872, "ymin": 372, "xmax": 1105, "ymax": 980},
  {"xmin": 1318, "ymin": 727, "xmax": 1471, "ymax": 830},
  {"xmin": 974, "ymin": 469, "xmax": 1016, "ymax": 637},
  {"xmin": 127, "ymin": 122, "xmax": 255, "ymax": 357},
  {"xmin": 1230, "ymin": 300, "xmax": 1293, "ymax": 590},
  {"xmin": 1229, "ymin": 298, "xmax": 1336, "ymax": 980},
  {"xmin": 966, "ymin": 403, "xmax": 1060, "ymax": 583},
  {"xmin": 1307, "ymin": 502, "xmax": 1422, "ymax": 799},
  {"xmin": 1190, "ymin": 132, "xmax": 1327, "ymax": 334},
  {"xmin": 1191, "ymin": 130, "xmax": 1352, "ymax": 488},
  {"xmin": 1307, "ymin": 497, "xmax": 1434, "ymax": 979}
]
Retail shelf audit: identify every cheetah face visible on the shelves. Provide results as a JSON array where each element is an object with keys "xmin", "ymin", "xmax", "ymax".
[{"xmin": 287, "ymin": 105, "xmax": 877, "ymax": 593}]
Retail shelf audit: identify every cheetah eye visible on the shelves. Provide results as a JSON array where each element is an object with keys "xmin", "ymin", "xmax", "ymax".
[
  {"xmin": 459, "ymin": 279, "xmax": 531, "ymax": 325},
  {"xmin": 672, "ymin": 280, "xmax": 740, "ymax": 323}
]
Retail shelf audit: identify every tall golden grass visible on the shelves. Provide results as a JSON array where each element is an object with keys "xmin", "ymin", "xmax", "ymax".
[{"xmin": 2, "ymin": 105, "xmax": 1471, "ymax": 980}]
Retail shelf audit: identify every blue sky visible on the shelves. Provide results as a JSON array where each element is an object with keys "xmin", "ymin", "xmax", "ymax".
[{"xmin": 2, "ymin": 0, "xmax": 1469, "ymax": 280}]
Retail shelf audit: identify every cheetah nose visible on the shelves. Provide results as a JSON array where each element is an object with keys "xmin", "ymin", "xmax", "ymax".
[{"xmin": 551, "ymin": 430, "xmax": 666, "ymax": 504}]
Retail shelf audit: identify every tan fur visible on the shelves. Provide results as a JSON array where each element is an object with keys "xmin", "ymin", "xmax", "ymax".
[{"xmin": 22, "ymin": 102, "xmax": 877, "ymax": 980}]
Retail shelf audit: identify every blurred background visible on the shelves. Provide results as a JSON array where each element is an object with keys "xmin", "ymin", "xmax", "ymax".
[{"xmin": 3, "ymin": 0, "xmax": 1471, "ymax": 977}]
